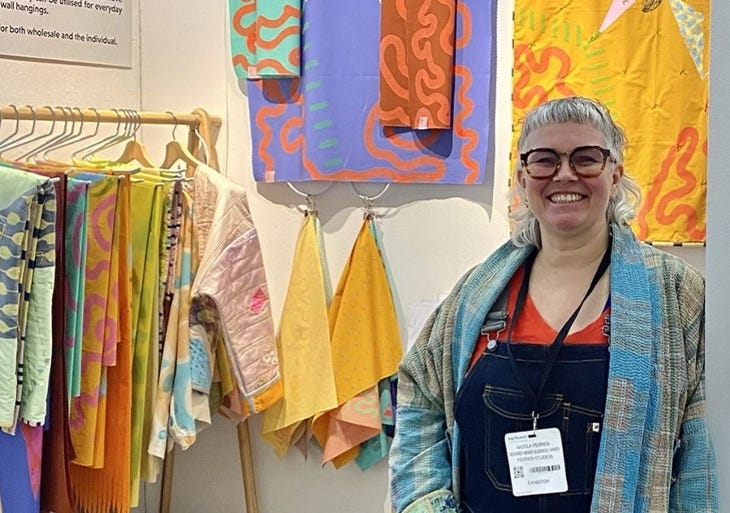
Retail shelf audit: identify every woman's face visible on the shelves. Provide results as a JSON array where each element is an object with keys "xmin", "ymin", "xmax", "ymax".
[{"xmin": 518, "ymin": 122, "xmax": 623, "ymax": 240}]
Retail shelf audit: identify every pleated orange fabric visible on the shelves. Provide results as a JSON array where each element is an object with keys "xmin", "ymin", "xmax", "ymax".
[{"xmin": 70, "ymin": 176, "xmax": 132, "ymax": 513}]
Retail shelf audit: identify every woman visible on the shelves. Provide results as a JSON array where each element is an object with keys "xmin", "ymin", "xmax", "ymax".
[{"xmin": 389, "ymin": 96, "xmax": 718, "ymax": 513}]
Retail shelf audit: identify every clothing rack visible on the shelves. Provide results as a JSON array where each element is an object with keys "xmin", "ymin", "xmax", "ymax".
[{"xmin": 0, "ymin": 105, "xmax": 259, "ymax": 513}]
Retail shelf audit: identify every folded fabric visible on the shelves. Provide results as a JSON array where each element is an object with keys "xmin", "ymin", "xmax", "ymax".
[
  {"xmin": 229, "ymin": 0, "xmax": 301, "ymax": 78},
  {"xmin": 261, "ymin": 213, "xmax": 337, "ymax": 457},
  {"xmin": 312, "ymin": 218, "xmax": 403, "ymax": 467},
  {"xmin": 379, "ymin": 0, "xmax": 456, "ymax": 129}
]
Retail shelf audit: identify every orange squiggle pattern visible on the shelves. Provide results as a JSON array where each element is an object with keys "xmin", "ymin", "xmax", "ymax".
[
  {"xmin": 230, "ymin": 0, "xmax": 300, "ymax": 77},
  {"xmin": 379, "ymin": 0, "xmax": 456, "ymax": 128},
  {"xmin": 637, "ymin": 127, "xmax": 705, "ymax": 241},
  {"xmin": 253, "ymin": 79, "xmax": 448, "ymax": 181},
  {"xmin": 513, "ymin": 44, "xmax": 576, "ymax": 111},
  {"xmin": 251, "ymin": 58, "xmax": 489, "ymax": 183},
  {"xmin": 454, "ymin": 64, "xmax": 480, "ymax": 183},
  {"xmin": 248, "ymin": 0, "xmax": 489, "ymax": 184}
]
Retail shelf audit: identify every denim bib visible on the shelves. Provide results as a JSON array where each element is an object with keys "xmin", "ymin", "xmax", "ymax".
[{"xmin": 455, "ymin": 335, "xmax": 609, "ymax": 513}]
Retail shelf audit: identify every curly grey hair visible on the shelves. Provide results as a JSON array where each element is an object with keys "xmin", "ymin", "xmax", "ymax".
[{"xmin": 509, "ymin": 96, "xmax": 642, "ymax": 247}]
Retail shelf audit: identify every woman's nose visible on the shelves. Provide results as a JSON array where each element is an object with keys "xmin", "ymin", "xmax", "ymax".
[{"xmin": 553, "ymin": 154, "xmax": 579, "ymax": 181}]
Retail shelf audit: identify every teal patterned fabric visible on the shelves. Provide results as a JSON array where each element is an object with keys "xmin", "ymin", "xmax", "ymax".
[{"xmin": 64, "ymin": 177, "xmax": 91, "ymax": 402}]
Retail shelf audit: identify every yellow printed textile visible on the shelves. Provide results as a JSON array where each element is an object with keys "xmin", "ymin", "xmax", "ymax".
[
  {"xmin": 512, "ymin": 0, "xmax": 709, "ymax": 243},
  {"xmin": 71, "ymin": 176, "xmax": 133, "ymax": 513},
  {"xmin": 261, "ymin": 213, "xmax": 337, "ymax": 457},
  {"xmin": 129, "ymin": 180, "xmax": 164, "ymax": 507},
  {"xmin": 312, "ymin": 218, "xmax": 403, "ymax": 468},
  {"xmin": 68, "ymin": 175, "xmax": 120, "ymax": 467}
]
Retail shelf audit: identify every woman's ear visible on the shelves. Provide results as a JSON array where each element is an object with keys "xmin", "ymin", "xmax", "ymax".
[
  {"xmin": 612, "ymin": 163, "xmax": 623, "ymax": 187},
  {"xmin": 516, "ymin": 166, "xmax": 526, "ymax": 189}
]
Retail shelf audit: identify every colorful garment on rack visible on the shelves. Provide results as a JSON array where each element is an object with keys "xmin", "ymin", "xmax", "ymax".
[
  {"xmin": 70, "ymin": 175, "xmax": 133, "ymax": 513},
  {"xmin": 196, "ymin": 294, "xmax": 247, "ymax": 422},
  {"xmin": 68, "ymin": 173, "xmax": 120, "ymax": 467},
  {"xmin": 242, "ymin": 0, "xmax": 494, "ymax": 183},
  {"xmin": 261, "ymin": 213, "xmax": 337, "ymax": 457},
  {"xmin": 148, "ymin": 187, "xmax": 196, "ymax": 460},
  {"xmin": 20, "ymin": 177, "xmax": 56, "ymax": 426},
  {"xmin": 312, "ymin": 218, "xmax": 403, "ymax": 468},
  {"xmin": 229, "ymin": 0, "xmax": 301, "ymax": 78},
  {"xmin": 379, "ymin": 0, "xmax": 455, "ymax": 129},
  {"xmin": 34, "ymin": 171, "xmax": 75, "ymax": 513},
  {"xmin": 190, "ymin": 164, "xmax": 281, "ymax": 415},
  {"xmin": 168, "ymin": 188, "xmax": 200, "ymax": 449},
  {"xmin": 159, "ymin": 181, "xmax": 182, "ymax": 362},
  {"xmin": 0, "ymin": 166, "xmax": 56, "ymax": 432},
  {"xmin": 0, "ymin": 167, "xmax": 56, "ymax": 513},
  {"xmin": 512, "ymin": 0, "xmax": 709, "ymax": 242},
  {"xmin": 64, "ymin": 178, "xmax": 90, "ymax": 404},
  {"xmin": 129, "ymin": 179, "xmax": 164, "ymax": 507}
]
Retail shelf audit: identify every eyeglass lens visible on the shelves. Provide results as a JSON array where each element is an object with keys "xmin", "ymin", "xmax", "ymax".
[{"xmin": 525, "ymin": 147, "xmax": 608, "ymax": 178}]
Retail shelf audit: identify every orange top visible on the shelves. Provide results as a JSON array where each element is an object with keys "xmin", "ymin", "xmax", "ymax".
[{"xmin": 469, "ymin": 266, "xmax": 609, "ymax": 370}]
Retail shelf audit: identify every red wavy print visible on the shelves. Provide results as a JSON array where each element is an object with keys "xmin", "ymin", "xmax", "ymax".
[
  {"xmin": 637, "ymin": 127, "xmax": 706, "ymax": 241},
  {"xmin": 233, "ymin": 54, "xmax": 252, "ymax": 72},
  {"xmin": 256, "ymin": 4, "xmax": 300, "ymax": 29},
  {"xmin": 288, "ymin": 46, "xmax": 300, "ymax": 68},
  {"xmin": 379, "ymin": 0, "xmax": 455, "ymax": 128},
  {"xmin": 255, "ymin": 25, "xmax": 300, "ymax": 50},
  {"xmin": 455, "ymin": 0, "xmax": 471, "ymax": 49},
  {"xmin": 231, "ymin": 1, "xmax": 300, "ymax": 72},
  {"xmin": 513, "ymin": 44, "xmax": 576, "ymax": 110},
  {"xmin": 232, "ymin": 1, "xmax": 255, "ymax": 37},
  {"xmin": 454, "ymin": 64, "xmax": 479, "ymax": 183},
  {"xmin": 255, "ymin": 58, "xmax": 298, "ymax": 75},
  {"xmin": 255, "ymin": 79, "xmax": 303, "ymax": 173},
  {"xmin": 380, "ymin": 34, "xmax": 409, "ymax": 98}
]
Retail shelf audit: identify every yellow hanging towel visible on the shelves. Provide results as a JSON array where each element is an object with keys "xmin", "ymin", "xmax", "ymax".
[
  {"xmin": 312, "ymin": 218, "xmax": 403, "ymax": 468},
  {"xmin": 261, "ymin": 212, "xmax": 337, "ymax": 456}
]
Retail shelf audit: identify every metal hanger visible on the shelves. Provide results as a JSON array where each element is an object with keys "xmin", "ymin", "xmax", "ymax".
[
  {"xmin": 351, "ymin": 182, "xmax": 390, "ymax": 218},
  {"xmin": 287, "ymin": 181, "xmax": 334, "ymax": 215}
]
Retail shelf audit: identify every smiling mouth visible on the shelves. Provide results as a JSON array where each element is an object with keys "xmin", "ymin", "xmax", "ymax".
[{"xmin": 548, "ymin": 193, "xmax": 585, "ymax": 204}]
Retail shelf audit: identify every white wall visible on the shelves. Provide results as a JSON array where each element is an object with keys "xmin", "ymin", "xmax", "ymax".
[
  {"xmin": 0, "ymin": 7, "xmax": 140, "ymax": 118},
  {"xmin": 706, "ymin": 1, "xmax": 730, "ymax": 511},
  {"xmin": 0, "ymin": 0, "xmax": 726, "ymax": 512}
]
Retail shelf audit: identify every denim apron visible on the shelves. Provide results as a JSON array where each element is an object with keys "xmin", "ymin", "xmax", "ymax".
[{"xmin": 455, "ymin": 248, "xmax": 610, "ymax": 513}]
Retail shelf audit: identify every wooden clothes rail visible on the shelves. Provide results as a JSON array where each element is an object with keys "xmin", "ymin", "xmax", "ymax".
[
  {"xmin": 0, "ymin": 105, "xmax": 258, "ymax": 513},
  {"xmin": 1, "ymin": 106, "xmax": 202, "ymax": 125}
]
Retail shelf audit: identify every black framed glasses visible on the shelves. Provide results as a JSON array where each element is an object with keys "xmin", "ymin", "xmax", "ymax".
[{"xmin": 520, "ymin": 145, "xmax": 613, "ymax": 179}]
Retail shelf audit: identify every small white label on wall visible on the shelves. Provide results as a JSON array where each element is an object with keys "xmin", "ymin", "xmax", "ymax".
[{"xmin": 0, "ymin": 0, "xmax": 131, "ymax": 68}]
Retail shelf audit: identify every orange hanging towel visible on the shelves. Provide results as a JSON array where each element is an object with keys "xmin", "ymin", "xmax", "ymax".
[
  {"xmin": 312, "ymin": 218, "xmax": 403, "ymax": 468},
  {"xmin": 379, "ymin": 0, "xmax": 456, "ymax": 129}
]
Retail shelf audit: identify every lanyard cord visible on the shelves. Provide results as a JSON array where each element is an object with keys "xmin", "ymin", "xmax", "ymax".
[{"xmin": 505, "ymin": 241, "xmax": 612, "ymax": 419}]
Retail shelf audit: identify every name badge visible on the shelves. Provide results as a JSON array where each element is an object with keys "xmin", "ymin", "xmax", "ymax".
[{"xmin": 504, "ymin": 428, "xmax": 568, "ymax": 496}]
